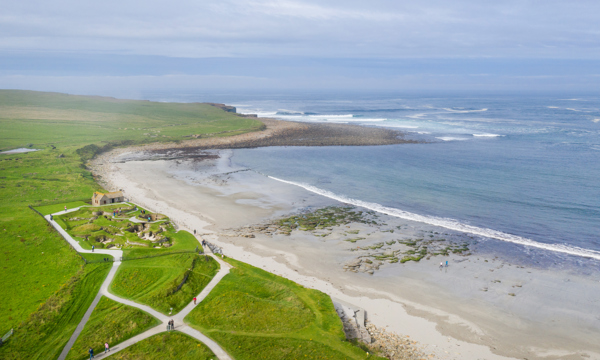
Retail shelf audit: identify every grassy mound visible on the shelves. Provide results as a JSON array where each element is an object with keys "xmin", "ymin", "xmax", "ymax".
[
  {"xmin": 56, "ymin": 205, "xmax": 176, "ymax": 250},
  {"xmin": 105, "ymin": 332, "xmax": 216, "ymax": 360},
  {"xmin": 185, "ymin": 258, "xmax": 385, "ymax": 360},
  {"xmin": 110, "ymin": 254, "xmax": 219, "ymax": 314},
  {"xmin": 65, "ymin": 297, "xmax": 160, "ymax": 360}
]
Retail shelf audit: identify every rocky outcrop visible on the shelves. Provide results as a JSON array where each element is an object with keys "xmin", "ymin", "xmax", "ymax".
[
  {"xmin": 366, "ymin": 323, "xmax": 428, "ymax": 360},
  {"xmin": 207, "ymin": 103, "xmax": 236, "ymax": 113},
  {"xmin": 343, "ymin": 257, "xmax": 382, "ymax": 275}
]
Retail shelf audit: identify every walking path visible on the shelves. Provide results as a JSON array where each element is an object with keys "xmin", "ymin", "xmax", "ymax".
[
  {"xmin": 45, "ymin": 207, "xmax": 233, "ymax": 360},
  {"xmin": 127, "ymin": 216, "xmax": 167, "ymax": 224}
]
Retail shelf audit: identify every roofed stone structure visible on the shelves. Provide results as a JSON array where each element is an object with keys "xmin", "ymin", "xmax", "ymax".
[{"xmin": 92, "ymin": 191, "xmax": 124, "ymax": 206}]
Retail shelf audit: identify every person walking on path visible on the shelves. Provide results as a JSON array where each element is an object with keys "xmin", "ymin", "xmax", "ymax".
[
  {"xmin": 445, "ymin": 260, "xmax": 448, "ymax": 267},
  {"xmin": 104, "ymin": 342, "xmax": 110, "ymax": 353},
  {"xmin": 89, "ymin": 347, "xmax": 94, "ymax": 359},
  {"xmin": 193, "ymin": 297, "xmax": 197, "ymax": 305},
  {"xmin": 92, "ymin": 245, "xmax": 95, "ymax": 252},
  {"xmin": 439, "ymin": 262, "xmax": 443, "ymax": 270},
  {"xmin": 64, "ymin": 206, "xmax": 67, "ymax": 212}
]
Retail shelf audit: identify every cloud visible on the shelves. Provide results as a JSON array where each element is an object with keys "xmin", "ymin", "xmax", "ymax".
[
  {"xmin": 1, "ymin": 0, "xmax": 600, "ymax": 94},
  {"xmin": 233, "ymin": 0, "xmax": 404, "ymax": 21},
  {"xmin": 0, "ymin": 0, "xmax": 599, "ymax": 59}
]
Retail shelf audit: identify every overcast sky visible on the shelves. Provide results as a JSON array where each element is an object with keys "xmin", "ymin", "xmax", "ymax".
[{"xmin": 1, "ymin": 0, "xmax": 599, "ymax": 96}]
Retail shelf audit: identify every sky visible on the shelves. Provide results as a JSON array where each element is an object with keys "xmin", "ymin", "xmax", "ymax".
[{"xmin": 1, "ymin": 0, "xmax": 599, "ymax": 97}]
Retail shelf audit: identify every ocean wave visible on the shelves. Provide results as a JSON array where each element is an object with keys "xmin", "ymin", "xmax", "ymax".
[
  {"xmin": 436, "ymin": 137, "xmax": 469, "ymax": 141},
  {"xmin": 473, "ymin": 133, "xmax": 504, "ymax": 138},
  {"xmin": 307, "ymin": 115, "xmax": 387, "ymax": 122},
  {"xmin": 384, "ymin": 124, "xmax": 420, "ymax": 129},
  {"xmin": 336, "ymin": 108, "xmax": 416, "ymax": 113},
  {"xmin": 248, "ymin": 111, "xmax": 278, "ymax": 117},
  {"xmin": 268, "ymin": 176, "xmax": 600, "ymax": 261},
  {"xmin": 443, "ymin": 108, "xmax": 488, "ymax": 113},
  {"xmin": 592, "ymin": 119, "xmax": 600, "ymax": 123},
  {"xmin": 276, "ymin": 110, "xmax": 304, "ymax": 116},
  {"xmin": 308, "ymin": 114, "xmax": 353, "ymax": 118}
]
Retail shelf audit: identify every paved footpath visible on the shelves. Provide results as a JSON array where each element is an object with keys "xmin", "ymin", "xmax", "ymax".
[{"xmin": 46, "ymin": 207, "xmax": 233, "ymax": 360}]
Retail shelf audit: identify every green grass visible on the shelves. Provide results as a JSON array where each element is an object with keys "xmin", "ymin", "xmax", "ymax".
[
  {"xmin": 0, "ymin": 89, "xmax": 259, "ymax": 337},
  {"xmin": 0, "ymin": 90, "xmax": 263, "ymax": 151},
  {"xmin": 105, "ymin": 332, "xmax": 216, "ymax": 360},
  {"xmin": 110, "ymin": 254, "xmax": 219, "ymax": 314},
  {"xmin": 122, "ymin": 229, "xmax": 201, "ymax": 257},
  {"xmin": 35, "ymin": 200, "xmax": 90, "ymax": 215},
  {"xmin": 65, "ymin": 297, "xmax": 160, "ymax": 360},
  {"xmin": 0, "ymin": 255, "xmax": 112, "ymax": 360},
  {"xmin": 0, "ymin": 206, "xmax": 86, "ymax": 335},
  {"xmin": 185, "ymin": 258, "xmax": 385, "ymax": 360}
]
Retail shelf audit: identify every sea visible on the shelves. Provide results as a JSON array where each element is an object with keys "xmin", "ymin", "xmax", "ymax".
[{"xmin": 146, "ymin": 92, "xmax": 600, "ymax": 269}]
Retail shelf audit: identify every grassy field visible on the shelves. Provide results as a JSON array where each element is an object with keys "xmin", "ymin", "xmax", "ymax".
[
  {"xmin": 0, "ymin": 90, "xmax": 262, "ymax": 354},
  {"xmin": 35, "ymin": 200, "xmax": 90, "ymax": 215},
  {"xmin": 0, "ymin": 90, "xmax": 263, "ymax": 151},
  {"xmin": 105, "ymin": 332, "xmax": 216, "ymax": 360},
  {"xmin": 110, "ymin": 254, "xmax": 219, "ymax": 314},
  {"xmin": 65, "ymin": 297, "xmax": 160, "ymax": 360},
  {"xmin": 123, "ymin": 228, "xmax": 201, "ymax": 257},
  {"xmin": 185, "ymin": 258, "xmax": 385, "ymax": 360},
  {"xmin": 0, "ymin": 254, "xmax": 112, "ymax": 360}
]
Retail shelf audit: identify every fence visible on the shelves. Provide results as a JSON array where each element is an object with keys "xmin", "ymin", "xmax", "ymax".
[
  {"xmin": 29, "ymin": 205, "xmax": 87, "ymax": 264},
  {"xmin": 83, "ymin": 248, "xmax": 203, "ymax": 264},
  {"xmin": 0, "ymin": 329, "xmax": 14, "ymax": 346}
]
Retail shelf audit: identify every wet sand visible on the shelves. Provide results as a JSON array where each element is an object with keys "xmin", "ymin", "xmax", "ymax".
[{"xmin": 91, "ymin": 149, "xmax": 600, "ymax": 360}]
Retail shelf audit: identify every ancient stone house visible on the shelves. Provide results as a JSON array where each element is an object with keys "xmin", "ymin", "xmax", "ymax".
[{"xmin": 92, "ymin": 191, "xmax": 124, "ymax": 206}]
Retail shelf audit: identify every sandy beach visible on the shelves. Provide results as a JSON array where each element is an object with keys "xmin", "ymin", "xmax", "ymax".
[{"xmin": 90, "ymin": 147, "xmax": 600, "ymax": 360}]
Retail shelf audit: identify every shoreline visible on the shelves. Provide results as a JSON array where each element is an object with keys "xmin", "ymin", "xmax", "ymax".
[
  {"xmin": 90, "ymin": 147, "xmax": 600, "ymax": 360},
  {"xmin": 102, "ymin": 117, "xmax": 419, "ymax": 158}
]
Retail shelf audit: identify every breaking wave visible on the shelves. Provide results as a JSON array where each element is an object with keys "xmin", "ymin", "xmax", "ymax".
[
  {"xmin": 436, "ymin": 137, "xmax": 469, "ymax": 141},
  {"xmin": 268, "ymin": 176, "xmax": 600, "ymax": 261},
  {"xmin": 473, "ymin": 133, "xmax": 504, "ymax": 138},
  {"xmin": 443, "ymin": 108, "xmax": 488, "ymax": 113}
]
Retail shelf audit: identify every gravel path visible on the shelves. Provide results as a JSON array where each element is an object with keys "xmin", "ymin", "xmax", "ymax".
[{"xmin": 46, "ymin": 207, "xmax": 233, "ymax": 360}]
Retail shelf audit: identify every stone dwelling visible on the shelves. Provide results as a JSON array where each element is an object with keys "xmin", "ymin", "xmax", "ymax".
[{"xmin": 92, "ymin": 191, "xmax": 124, "ymax": 206}]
